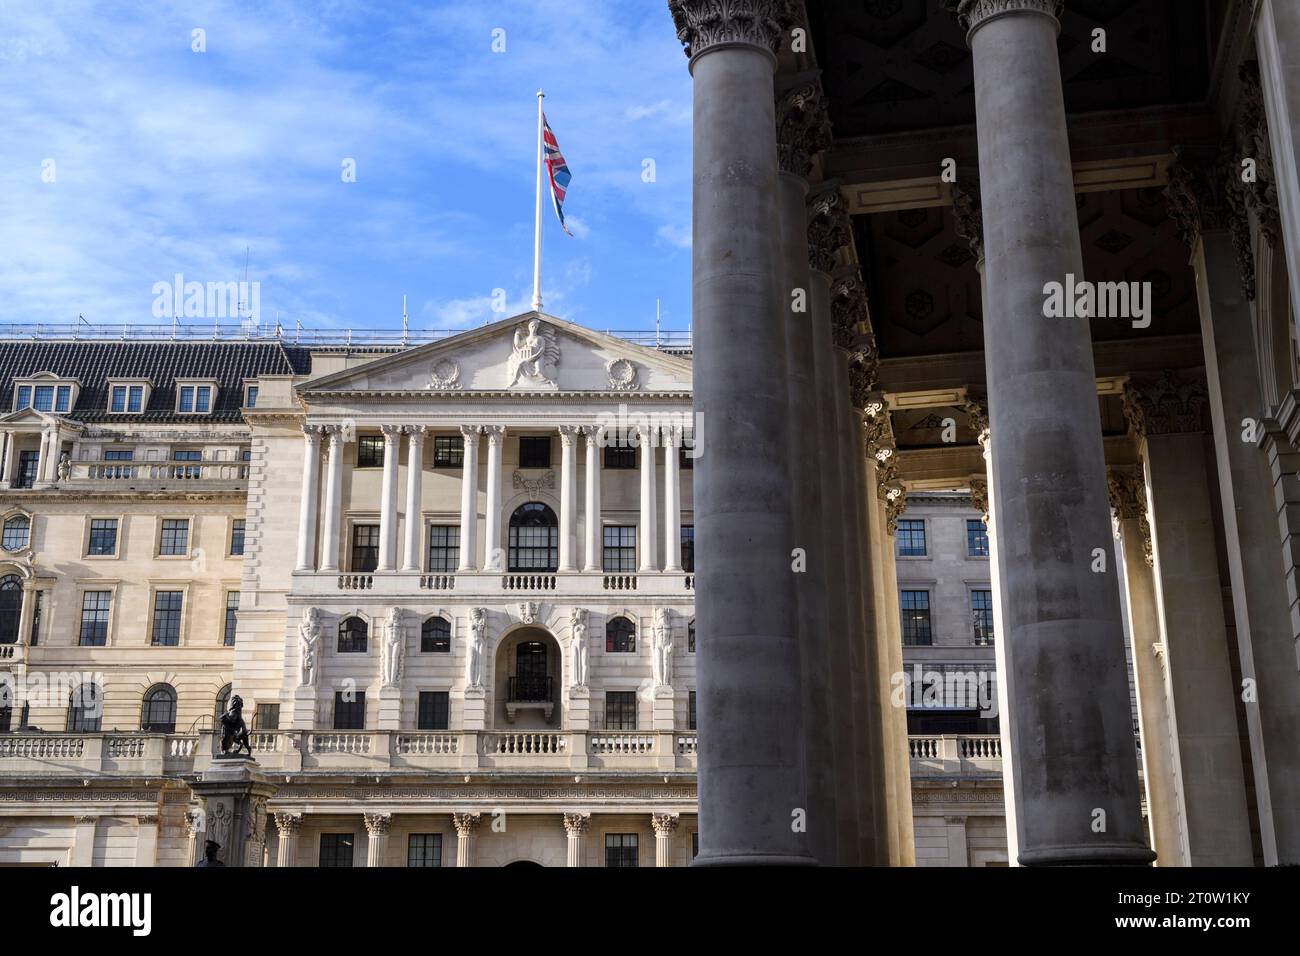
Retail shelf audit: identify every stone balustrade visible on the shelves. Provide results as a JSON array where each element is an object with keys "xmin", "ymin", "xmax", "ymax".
[
  {"xmin": 907, "ymin": 734, "xmax": 1002, "ymax": 777},
  {"xmin": 67, "ymin": 459, "xmax": 249, "ymax": 484},
  {"xmin": 300, "ymin": 569, "xmax": 696, "ymax": 598},
  {"xmin": 0, "ymin": 730, "xmax": 698, "ymax": 775}
]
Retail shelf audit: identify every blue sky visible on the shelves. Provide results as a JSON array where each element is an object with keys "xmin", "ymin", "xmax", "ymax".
[{"xmin": 0, "ymin": 0, "xmax": 694, "ymax": 335}]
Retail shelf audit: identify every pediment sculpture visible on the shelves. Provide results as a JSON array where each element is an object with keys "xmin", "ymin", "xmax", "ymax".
[{"xmin": 507, "ymin": 318, "xmax": 560, "ymax": 388}]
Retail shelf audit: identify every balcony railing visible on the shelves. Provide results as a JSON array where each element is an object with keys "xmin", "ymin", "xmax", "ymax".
[
  {"xmin": 908, "ymin": 734, "xmax": 1003, "ymax": 776},
  {"xmin": 67, "ymin": 459, "xmax": 249, "ymax": 485},
  {"xmin": 0, "ymin": 730, "xmax": 697, "ymax": 774},
  {"xmin": 301, "ymin": 569, "xmax": 696, "ymax": 597},
  {"xmin": 507, "ymin": 676, "xmax": 553, "ymax": 703}
]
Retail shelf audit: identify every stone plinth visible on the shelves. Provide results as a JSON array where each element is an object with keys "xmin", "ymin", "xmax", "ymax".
[
  {"xmin": 291, "ymin": 686, "xmax": 316, "ymax": 730},
  {"xmin": 188, "ymin": 756, "xmax": 279, "ymax": 867},
  {"xmin": 462, "ymin": 686, "xmax": 487, "ymax": 730},
  {"xmin": 378, "ymin": 685, "xmax": 401, "ymax": 731}
]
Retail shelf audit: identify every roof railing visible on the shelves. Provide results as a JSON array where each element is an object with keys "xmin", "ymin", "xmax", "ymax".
[{"xmin": 0, "ymin": 322, "xmax": 693, "ymax": 351}]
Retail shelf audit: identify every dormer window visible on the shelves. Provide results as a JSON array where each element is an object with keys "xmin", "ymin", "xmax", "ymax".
[
  {"xmin": 176, "ymin": 381, "xmax": 217, "ymax": 415},
  {"xmin": 107, "ymin": 381, "xmax": 149, "ymax": 414},
  {"xmin": 14, "ymin": 375, "xmax": 78, "ymax": 414}
]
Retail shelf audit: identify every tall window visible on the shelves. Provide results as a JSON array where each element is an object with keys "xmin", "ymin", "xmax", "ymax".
[
  {"xmin": 16, "ymin": 451, "xmax": 39, "ymax": 489},
  {"xmin": 159, "ymin": 518, "xmax": 189, "ymax": 556},
  {"xmin": 603, "ymin": 445, "xmax": 636, "ymax": 469},
  {"xmin": 689, "ymin": 691, "xmax": 697, "ymax": 731},
  {"xmin": 417, "ymin": 691, "xmax": 450, "ymax": 730},
  {"xmin": 602, "ymin": 526, "xmax": 637, "ymax": 572},
  {"xmin": 351, "ymin": 524, "xmax": 380, "ymax": 572},
  {"xmin": 141, "ymin": 684, "xmax": 177, "ymax": 733},
  {"xmin": 333, "ymin": 691, "xmax": 366, "ymax": 729},
  {"xmin": 88, "ymin": 518, "xmax": 118, "ymax": 556},
  {"xmin": 338, "ymin": 617, "xmax": 368, "ymax": 653},
  {"xmin": 428, "ymin": 525, "xmax": 459, "ymax": 572},
  {"xmin": 606, "ymin": 616, "xmax": 636, "ymax": 653},
  {"xmin": 605, "ymin": 691, "xmax": 637, "ymax": 730},
  {"xmin": 967, "ymin": 518, "xmax": 989, "ymax": 557},
  {"xmin": 605, "ymin": 833, "xmax": 638, "ymax": 868},
  {"xmin": 319, "ymin": 833, "xmax": 354, "ymax": 868},
  {"xmin": 356, "ymin": 436, "xmax": 384, "ymax": 468},
  {"xmin": 896, "ymin": 519, "xmax": 927, "ymax": 556},
  {"xmin": 681, "ymin": 525, "xmax": 695, "ymax": 572},
  {"xmin": 971, "ymin": 589, "xmax": 994, "ymax": 646},
  {"xmin": 244, "ymin": 385, "xmax": 259, "ymax": 408},
  {"xmin": 0, "ymin": 574, "xmax": 21, "ymax": 645},
  {"xmin": 900, "ymin": 590, "xmax": 932, "ymax": 646},
  {"xmin": 79, "ymin": 591, "xmax": 112, "ymax": 646},
  {"xmin": 508, "ymin": 502, "xmax": 558, "ymax": 571},
  {"xmin": 407, "ymin": 833, "xmax": 442, "ymax": 868},
  {"xmin": 421, "ymin": 617, "xmax": 451, "ymax": 653},
  {"xmin": 2, "ymin": 515, "xmax": 30, "ymax": 551},
  {"xmin": 66, "ymin": 684, "xmax": 102, "ymax": 732},
  {"xmin": 432, "ymin": 436, "xmax": 463, "ymax": 468},
  {"xmin": 215, "ymin": 684, "xmax": 232, "ymax": 721},
  {"xmin": 230, "ymin": 519, "xmax": 246, "ymax": 556},
  {"xmin": 688, "ymin": 619, "xmax": 695, "ymax": 653},
  {"xmin": 223, "ymin": 591, "xmax": 240, "ymax": 646},
  {"xmin": 518, "ymin": 436, "xmax": 551, "ymax": 469},
  {"xmin": 253, "ymin": 703, "xmax": 280, "ymax": 730},
  {"xmin": 151, "ymin": 591, "xmax": 184, "ymax": 645}
]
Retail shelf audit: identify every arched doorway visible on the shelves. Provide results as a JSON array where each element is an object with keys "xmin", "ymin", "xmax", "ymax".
[
  {"xmin": 493, "ymin": 626, "xmax": 562, "ymax": 729},
  {"xmin": 503, "ymin": 860, "xmax": 544, "ymax": 868}
]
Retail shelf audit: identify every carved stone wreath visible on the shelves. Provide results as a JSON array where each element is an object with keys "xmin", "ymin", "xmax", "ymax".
[
  {"xmin": 428, "ymin": 358, "xmax": 461, "ymax": 391},
  {"xmin": 606, "ymin": 357, "xmax": 639, "ymax": 391},
  {"xmin": 512, "ymin": 470, "xmax": 556, "ymax": 492}
]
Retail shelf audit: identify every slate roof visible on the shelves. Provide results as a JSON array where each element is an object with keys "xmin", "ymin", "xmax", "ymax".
[{"xmin": 0, "ymin": 341, "xmax": 314, "ymax": 423}]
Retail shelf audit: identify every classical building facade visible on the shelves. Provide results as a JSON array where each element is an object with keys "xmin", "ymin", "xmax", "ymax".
[{"xmin": 671, "ymin": 0, "xmax": 1300, "ymax": 868}]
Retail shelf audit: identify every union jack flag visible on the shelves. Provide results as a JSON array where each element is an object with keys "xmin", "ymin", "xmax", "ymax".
[{"xmin": 543, "ymin": 114, "xmax": 573, "ymax": 236}]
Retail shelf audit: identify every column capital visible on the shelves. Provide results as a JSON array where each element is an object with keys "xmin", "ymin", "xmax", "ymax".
[
  {"xmin": 1236, "ymin": 60, "xmax": 1282, "ymax": 248},
  {"xmin": 452, "ymin": 812, "xmax": 481, "ymax": 836},
  {"xmin": 661, "ymin": 425, "xmax": 683, "ymax": 448},
  {"xmin": 862, "ymin": 394, "xmax": 896, "ymax": 464},
  {"xmin": 459, "ymin": 424, "xmax": 482, "ymax": 440},
  {"xmin": 274, "ymin": 812, "xmax": 303, "ymax": 835},
  {"xmin": 952, "ymin": 177, "xmax": 984, "ymax": 263},
  {"xmin": 635, "ymin": 423, "xmax": 659, "ymax": 446},
  {"xmin": 324, "ymin": 425, "xmax": 346, "ymax": 447},
  {"xmin": 380, "ymin": 424, "xmax": 404, "ymax": 442},
  {"xmin": 829, "ymin": 273, "xmax": 870, "ymax": 350},
  {"xmin": 1164, "ymin": 144, "xmax": 1250, "ymax": 264},
  {"xmin": 582, "ymin": 424, "xmax": 603, "ymax": 446},
  {"xmin": 776, "ymin": 81, "xmax": 831, "ymax": 179},
  {"xmin": 945, "ymin": 0, "xmax": 1063, "ymax": 43},
  {"xmin": 483, "ymin": 424, "xmax": 507, "ymax": 444},
  {"xmin": 806, "ymin": 183, "xmax": 852, "ymax": 276},
  {"xmin": 882, "ymin": 481, "xmax": 908, "ymax": 534},
  {"xmin": 847, "ymin": 344, "xmax": 880, "ymax": 410},
  {"xmin": 363, "ymin": 812, "xmax": 392, "ymax": 835},
  {"xmin": 969, "ymin": 476, "xmax": 990, "ymax": 523},
  {"xmin": 1106, "ymin": 467, "xmax": 1154, "ymax": 567},
  {"xmin": 668, "ymin": 0, "xmax": 796, "ymax": 64},
  {"xmin": 963, "ymin": 388, "xmax": 991, "ymax": 450},
  {"xmin": 562, "ymin": 812, "xmax": 591, "ymax": 835},
  {"xmin": 301, "ymin": 423, "xmax": 324, "ymax": 441},
  {"xmin": 403, "ymin": 423, "xmax": 428, "ymax": 437},
  {"xmin": 557, "ymin": 424, "xmax": 582, "ymax": 445},
  {"xmin": 1123, "ymin": 370, "xmax": 1209, "ymax": 437},
  {"xmin": 651, "ymin": 812, "xmax": 680, "ymax": 836}
]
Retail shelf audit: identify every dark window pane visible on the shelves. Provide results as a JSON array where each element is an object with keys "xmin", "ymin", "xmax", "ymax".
[
  {"xmin": 421, "ymin": 617, "xmax": 451, "ymax": 653},
  {"xmin": 417, "ymin": 691, "xmax": 450, "ymax": 730},
  {"xmin": 971, "ymin": 589, "xmax": 995, "ymax": 645},
  {"xmin": 66, "ymin": 684, "xmax": 102, "ymax": 732},
  {"xmin": 896, "ymin": 519, "xmax": 926, "ymax": 557},
  {"xmin": 433, "ymin": 436, "xmax": 463, "ymax": 468},
  {"xmin": 357, "ymin": 436, "xmax": 385, "ymax": 468},
  {"xmin": 351, "ymin": 524, "xmax": 379, "ymax": 572},
  {"xmin": 88, "ymin": 518, "xmax": 118, "ymax": 556},
  {"xmin": 606, "ymin": 616, "xmax": 636, "ymax": 653},
  {"xmin": 0, "ymin": 575, "xmax": 19, "ymax": 645},
  {"xmin": 253, "ymin": 703, "xmax": 280, "ymax": 730},
  {"xmin": 151, "ymin": 591, "xmax": 183, "ymax": 645},
  {"xmin": 603, "ymin": 445, "xmax": 636, "ymax": 469},
  {"xmin": 319, "ymin": 833, "xmax": 354, "ymax": 868},
  {"xmin": 681, "ymin": 525, "xmax": 695, "ymax": 572},
  {"xmin": 900, "ymin": 590, "xmax": 932, "ymax": 646},
  {"xmin": 605, "ymin": 691, "xmax": 637, "ymax": 730},
  {"xmin": 338, "ymin": 617, "xmax": 368, "ymax": 653},
  {"xmin": 604, "ymin": 832, "xmax": 638, "ymax": 868},
  {"xmin": 967, "ymin": 519, "xmax": 990, "ymax": 557},
  {"xmin": 79, "ymin": 590, "xmax": 111, "ymax": 646},
  {"xmin": 508, "ymin": 502, "xmax": 558, "ymax": 571},
  {"xmin": 428, "ymin": 524, "xmax": 459, "ymax": 572},
  {"xmin": 518, "ymin": 437, "xmax": 551, "ymax": 469},
  {"xmin": 160, "ymin": 519, "xmax": 189, "ymax": 556},
  {"xmin": 224, "ymin": 591, "xmax": 240, "ymax": 646},
  {"xmin": 602, "ymin": 525, "xmax": 636, "ymax": 572},
  {"xmin": 141, "ymin": 684, "xmax": 177, "ymax": 733},
  {"xmin": 407, "ymin": 833, "xmax": 443, "ymax": 867},
  {"xmin": 2, "ymin": 515, "xmax": 30, "ymax": 551},
  {"xmin": 689, "ymin": 691, "xmax": 697, "ymax": 731},
  {"xmin": 230, "ymin": 519, "xmax": 246, "ymax": 556},
  {"xmin": 333, "ymin": 691, "xmax": 366, "ymax": 729}
]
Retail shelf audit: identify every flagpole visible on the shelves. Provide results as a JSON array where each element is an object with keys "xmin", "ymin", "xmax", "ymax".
[{"xmin": 532, "ymin": 90, "xmax": 545, "ymax": 313}]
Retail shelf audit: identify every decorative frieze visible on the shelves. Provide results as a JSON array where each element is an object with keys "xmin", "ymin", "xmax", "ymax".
[
  {"xmin": 776, "ymin": 82, "xmax": 831, "ymax": 179},
  {"xmin": 668, "ymin": 0, "xmax": 796, "ymax": 61},
  {"xmin": 1123, "ymin": 370, "xmax": 1209, "ymax": 438},
  {"xmin": 806, "ymin": 184, "xmax": 853, "ymax": 276}
]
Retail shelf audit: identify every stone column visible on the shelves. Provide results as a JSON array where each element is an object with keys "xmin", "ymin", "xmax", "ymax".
[
  {"xmin": 1256, "ymin": 0, "xmax": 1300, "ymax": 336},
  {"xmin": 1107, "ymin": 469, "xmax": 1187, "ymax": 866},
  {"xmin": 1123, "ymin": 372, "xmax": 1254, "ymax": 865},
  {"xmin": 452, "ymin": 812, "xmax": 479, "ymax": 867},
  {"xmin": 0, "ymin": 431, "xmax": 13, "ymax": 489},
  {"xmin": 482, "ymin": 426, "xmax": 506, "ymax": 571},
  {"xmin": 295, "ymin": 426, "xmax": 323, "ymax": 571},
  {"xmin": 670, "ymin": 0, "xmax": 812, "ymax": 866},
  {"xmin": 275, "ymin": 812, "xmax": 303, "ymax": 868},
  {"xmin": 401, "ymin": 426, "xmax": 426, "ymax": 571},
  {"xmin": 1166, "ymin": 146, "xmax": 1300, "ymax": 865},
  {"xmin": 652, "ymin": 812, "xmax": 679, "ymax": 867},
  {"xmin": 319, "ymin": 427, "xmax": 345, "ymax": 572},
  {"xmin": 558, "ymin": 425, "xmax": 580, "ymax": 571},
  {"xmin": 951, "ymin": 0, "xmax": 1150, "ymax": 865},
  {"xmin": 377, "ymin": 425, "xmax": 403, "ymax": 571},
  {"xmin": 583, "ymin": 427, "xmax": 602, "ymax": 572},
  {"xmin": 808, "ymin": 188, "xmax": 862, "ymax": 865},
  {"xmin": 457, "ymin": 426, "xmax": 480, "ymax": 572},
  {"xmin": 72, "ymin": 815, "xmax": 97, "ymax": 867},
  {"xmin": 638, "ymin": 425, "xmax": 658, "ymax": 572},
  {"xmin": 133, "ymin": 815, "xmax": 160, "ymax": 866},
  {"xmin": 364, "ymin": 812, "xmax": 392, "ymax": 867},
  {"xmin": 186, "ymin": 809, "xmax": 204, "ymax": 867},
  {"xmin": 36, "ymin": 430, "xmax": 50, "ymax": 486},
  {"xmin": 563, "ymin": 812, "xmax": 589, "ymax": 867},
  {"xmin": 662, "ymin": 426, "xmax": 684, "ymax": 573}
]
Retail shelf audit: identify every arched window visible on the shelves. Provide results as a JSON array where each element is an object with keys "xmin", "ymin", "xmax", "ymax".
[
  {"xmin": 0, "ymin": 574, "xmax": 21, "ymax": 645},
  {"xmin": 688, "ymin": 619, "xmax": 696, "ymax": 653},
  {"xmin": 508, "ymin": 502, "xmax": 558, "ymax": 572},
  {"xmin": 215, "ymin": 683, "xmax": 232, "ymax": 721},
  {"xmin": 141, "ymin": 683, "xmax": 177, "ymax": 733},
  {"xmin": 421, "ymin": 617, "xmax": 451, "ymax": 653},
  {"xmin": 338, "ymin": 616, "xmax": 368, "ymax": 653},
  {"xmin": 606, "ymin": 616, "xmax": 636, "ymax": 653},
  {"xmin": 66, "ymin": 683, "xmax": 102, "ymax": 732},
  {"xmin": 2, "ymin": 515, "xmax": 30, "ymax": 552}
]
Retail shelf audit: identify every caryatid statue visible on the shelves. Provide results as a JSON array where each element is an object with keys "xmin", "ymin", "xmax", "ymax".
[
  {"xmin": 382, "ymin": 607, "xmax": 405, "ymax": 686},
  {"xmin": 652, "ymin": 607, "xmax": 673, "ymax": 688},
  {"xmin": 298, "ymin": 607, "xmax": 321, "ymax": 687},
  {"xmin": 466, "ymin": 607, "xmax": 488, "ymax": 689},
  {"xmin": 570, "ymin": 608, "xmax": 589, "ymax": 688}
]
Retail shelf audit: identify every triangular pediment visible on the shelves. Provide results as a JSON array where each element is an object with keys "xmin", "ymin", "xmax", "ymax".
[
  {"xmin": 298, "ymin": 312, "xmax": 692, "ymax": 397},
  {"xmin": 0, "ymin": 408, "xmax": 79, "ymax": 429}
]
